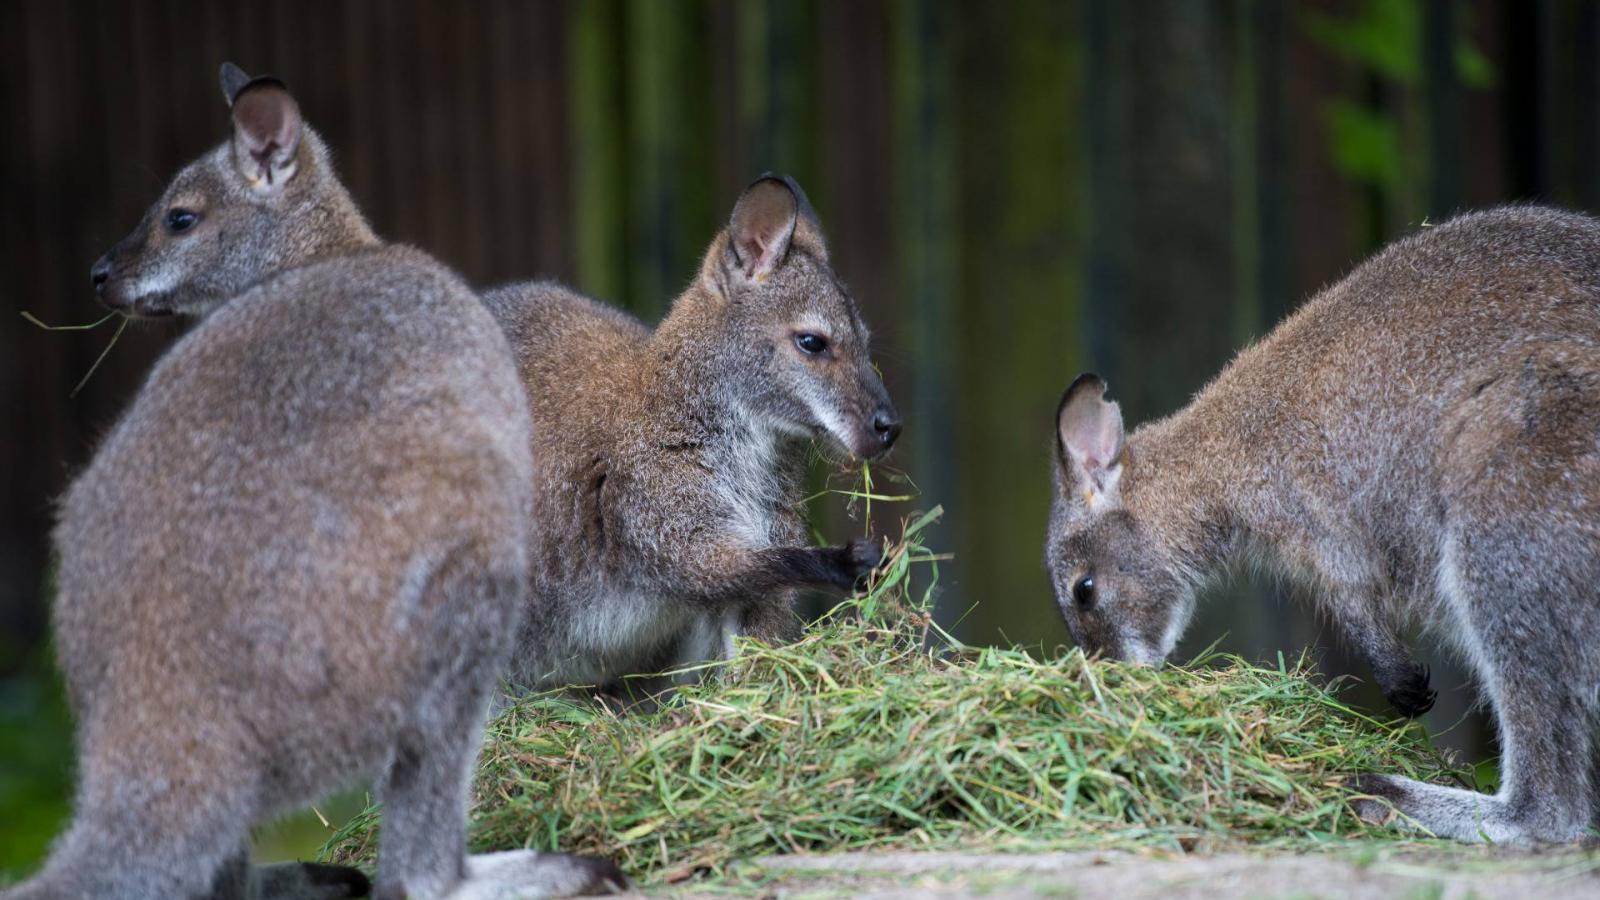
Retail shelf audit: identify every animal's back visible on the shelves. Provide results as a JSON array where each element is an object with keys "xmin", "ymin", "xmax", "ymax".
[
  {"xmin": 54, "ymin": 245, "xmax": 533, "ymax": 799},
  {"xmin": 1170, "ymin": 206, "xmax": 1600, "ymax": 480},
  {"xmin": 483, "ymin": 280, "xmax": 652, "ymax": 440}
]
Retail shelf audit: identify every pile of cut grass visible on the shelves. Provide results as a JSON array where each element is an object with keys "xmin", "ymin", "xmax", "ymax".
[{"xmin": 324, "ymin": 506, "xmax": 1469, "ymax": 883}]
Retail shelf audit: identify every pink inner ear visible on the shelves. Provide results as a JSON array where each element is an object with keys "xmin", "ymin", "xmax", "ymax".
[
  {"xmin": 232, "ymin": 87, "xmax": 301, "ymax": 183},
  {"xmin": 1060, "ymin": 397, "xmax": 1123, "ymax": 477},
  {"xmin": 743, "ymin": 233, "xmax": 772, "ymax": 266}
]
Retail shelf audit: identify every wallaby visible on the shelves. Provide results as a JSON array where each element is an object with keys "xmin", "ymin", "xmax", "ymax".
[
  {"xmin": 483, "ymin": 175, "xmax": 899, "ymax": 695},
  {"xmin": 1046, "ymin": 206, "xmax": 1600, "ymax": 844},
  {"xmin": 4, "ymin": 65, "xmax": 622, "ymax": 899}
]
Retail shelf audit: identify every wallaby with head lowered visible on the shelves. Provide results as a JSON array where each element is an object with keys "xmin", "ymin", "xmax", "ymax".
[
  {"xmin": 5, "ymin": 65, "xmax": 621, "ymax": 899},
  {"xmin": 1046, "ymin": 206, "xmax": 1600, "ymax": 844},
  {"xmin": 485, "ymin": 176, "xmax": 899, "ymax": 694}
]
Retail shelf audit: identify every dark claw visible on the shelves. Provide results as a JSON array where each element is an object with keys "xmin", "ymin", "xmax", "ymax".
[
  {"xmin": 1381, "ymin": 661, "xmax": 1437, "ymax": 718},
  {"xmin": 837, "ymin": 538, "xmax": 885, "ymax": 589}
]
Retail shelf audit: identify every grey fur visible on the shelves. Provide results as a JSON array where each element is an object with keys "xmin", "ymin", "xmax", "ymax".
[
  {"xmin": 483, "ymin": 175, "xmax": 899, "ymax": 697},
  {"xmin": 7, "ymin": 65, "xmax": 622, "ymax": 899},
  {"xmin": 1046, "ymin": 206, "xmax": 1600, "ymax": 845}
]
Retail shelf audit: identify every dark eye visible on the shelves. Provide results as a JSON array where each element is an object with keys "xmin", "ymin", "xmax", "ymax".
[
  {"xmin": 794, "ymin": 333, "xmax": 828, "ymax": 355},
  {"xmin": 1072, "ymin": 575, "xmax": 1096, "ymax": 610},
  {"xmin": 165, "ymin": 208, "xmax": 199, "ymax": 234}
]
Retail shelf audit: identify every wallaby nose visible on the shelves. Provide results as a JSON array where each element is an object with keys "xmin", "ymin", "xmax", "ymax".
[
  {"xmin": 873, "ymin": 411, "xmax": 902, "ymax": 449},
  {"xmin": 90, "ymin": 255, "xmax": 112, "ymax": 292}
]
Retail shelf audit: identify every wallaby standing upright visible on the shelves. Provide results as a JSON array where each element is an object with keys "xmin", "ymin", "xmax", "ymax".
[
  {"xmin": 4, "ymin": 65, "xmax": 621, "ymax": 899},
  {"xmin": 1046, "ymin": 206, "xmax": 1600, "ymax": 844},
  {"xmin": 484, "ymin": 176, "xmax": 900, "ymax": 694}
]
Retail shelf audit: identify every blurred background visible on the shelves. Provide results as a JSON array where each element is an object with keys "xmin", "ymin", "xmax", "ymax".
[{"xmin": 4, "ymin": 0, "xmax": 1598, "ymax": 877}]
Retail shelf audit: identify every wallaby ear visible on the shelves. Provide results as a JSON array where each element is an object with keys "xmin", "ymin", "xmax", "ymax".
[
  {"xmin": 1056, "ymin": 373, "xmax": 1126, "ymax": 501},
  {"xmin": 218, "ymin": 62, "xmax": 252, "ymax": 105},
  {"xmin": 220, "ymin": 63, "xmax": 302, "ymax": 193},
  {"xmin": 726, "ymin": 175, "xmax": 801, "ymax": 282}
]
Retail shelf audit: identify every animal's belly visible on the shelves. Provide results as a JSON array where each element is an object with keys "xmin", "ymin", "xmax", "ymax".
[{"xmin": 539, "ymin": 586, "xmax": 690, "ymax": 687}]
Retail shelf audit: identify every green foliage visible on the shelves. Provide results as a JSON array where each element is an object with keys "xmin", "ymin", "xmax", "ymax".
[
  {"xmin": 1326, "ymin": 100, "xmax": 1407, "ymax": 189},
  {"xmin": 324, "ymin": 510, "xmax": 1471, "ymax": 887},
  {"xmin": 1305, "ymin": 0, "xmax": 1424, "ymax": 85},
  {"xmin": 1304, "ymin": 0, "xmax": 1497, "ymax": 193},
  {"xmin": 0, "ymin": 653, "xmax": 73, "ymax": 879}
]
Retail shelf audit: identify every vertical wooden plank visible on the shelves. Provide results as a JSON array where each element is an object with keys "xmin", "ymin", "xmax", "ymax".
[
  {"xmin": 738, "ymin": 0, "xmax": 817, "ymax": 184},
  {"xmin": 1571, "ymin": 0, "xmax": 1599, "ymax": 210},
  {"xmin": 528, "ymin": 0, "xmax": 576, "ymax": 281},
  {"xmin": 1252, "ymin": 0, "xmax": 1293, "ymax": 327},
  {"xmin": 1229, "ymin": 0, "xmax": 1262, "ymax": 349},
  {"xmin": 708, "ymin": 0, "xmax": 744, "ymax": 203},
  {"xmin": 625, "ymin": 0, "xmax": 713, "ymax": 316},
  {"xmin": 951, "ymin": 0, "xmax": 1083, "ymax": 647},
  {"xmin": 890, "ymin": 0, "xmax": 961, "ymax": 629},
  {"xmin": 1503, "ymin": 0, "xmax": 1551, "ymax": 197},
  {"xmin": 0, "ymin": 0, "xmax": 38, "ymax": 651},
  {"xmin": 1424, "ymin": 0, "xmax": 1461, "ymax": 215},
  {"xmin": 570, "ymin": 0, "xmax": 627, "ymax": 303}
]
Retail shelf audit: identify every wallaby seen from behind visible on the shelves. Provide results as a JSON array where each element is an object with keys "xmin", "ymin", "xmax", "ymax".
[
  {"xmin": 485, "ymin": 175, "xmax": 899, "ymax": 695},
  {"xmin": 1046, "ymin": 206, "xmax": 1600, "ymax": 844},
  {"xmin": 6, "ymin": 64, "xmax": 621, "ymax": 899}
]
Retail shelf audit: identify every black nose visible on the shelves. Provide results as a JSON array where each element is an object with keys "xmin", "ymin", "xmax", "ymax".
[
  {"xmin": 873, "ymin": 411, "xmax": 902, "ymax": 449},
  {"xmin": 90, "ymin": 255, "xmax": 112, "ymax": 291}
]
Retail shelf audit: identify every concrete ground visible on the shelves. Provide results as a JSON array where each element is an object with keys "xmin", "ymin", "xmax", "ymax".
[{"xmin": 625, "ymin": 848, "xmax": 1600, "ymax": 899}]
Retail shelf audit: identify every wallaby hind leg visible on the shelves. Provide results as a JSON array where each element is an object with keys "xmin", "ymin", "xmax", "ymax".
[
  {"xmin": 372, "ymin": 565, "xmax": 625, "ymax": 899},
  {"xmin": 4, "ymin": 742, "xmax": 253, "ymax": 899},
  {"xmin": 373, "ymin": 678, "xmax": 624, "ymax": 900},
  {"xmin": 1353, "ymin": 532, "xmax": 1599, "ymax": 843}
]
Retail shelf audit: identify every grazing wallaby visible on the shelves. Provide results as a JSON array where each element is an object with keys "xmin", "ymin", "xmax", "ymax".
[
  {"xmin": 484, "ymin": 175, "xmax": 899, "ymax": 694},
  {"xmin": 1046, "ymin": 206, "xmax": 1600, "ymax": 844},
  {"xmin": 5, "ymin": 65, "xmax": 621, "ymax": 899}
]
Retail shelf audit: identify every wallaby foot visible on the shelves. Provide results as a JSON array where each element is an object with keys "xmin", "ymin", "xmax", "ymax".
[
  {"xmin": 1373, "ymin": 660, "xmax": 1436, "ymax": 719},
  {"xmin": 440, "ymin": 851, "xmax": 628, "ymax": 899},
  {"xmin": 256, "ymin": 862, "xmax": 372, "ymax": 899},
  {"xmin": 1347, "ymin": 773, "xmax": 1589, "ymax": 844}
]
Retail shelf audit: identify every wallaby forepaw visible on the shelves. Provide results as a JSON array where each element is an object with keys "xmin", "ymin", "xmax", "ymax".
[
  {"xmin": 448, "ymin": 850, "xmax": 629, "ymax": 899},
  {"xmin": 1380, "ymin": 662, "xmax": 1437, "ymax": 718},
  {"xmin": 840, "ymin": 537, "xmax": 886, "ymax": 589}
]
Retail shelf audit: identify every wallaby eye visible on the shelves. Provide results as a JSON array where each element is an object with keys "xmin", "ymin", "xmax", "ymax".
[
  {"xmin": 794, "ymin": 333, "xmax": 828, "ymax": 355},
  {"xmin": 165, "ymin": 208, "xmax": 199, "ymax": 234},
  {"xmin": 1072, "ymin": 575, "xmax": 1097, "ymax": 610}
]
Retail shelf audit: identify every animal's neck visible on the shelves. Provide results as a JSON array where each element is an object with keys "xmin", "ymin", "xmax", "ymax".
[
  {"xmin": 644, "ymin": 287, "xmax": 747, "ymax": 443},
  {"xmin": 294, "ymin": 184, "xmax": 383, "ymax": 266},
  {"xmin": 1126, "ymin": 408, "xmax": 1260, "ymax": 581}
]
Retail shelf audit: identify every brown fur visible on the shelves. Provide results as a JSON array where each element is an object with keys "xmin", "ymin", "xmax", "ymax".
[
  {"xmin": 484, "ymin": 176, "xmax": 899, "ymax": 696},
  {"xmin": 8, "ymin": 65, "xmax": 622, "ymax": 899},
  {"xmin": 1048, "ymin": 205, "xmax": 1600, "ymax": 843}
]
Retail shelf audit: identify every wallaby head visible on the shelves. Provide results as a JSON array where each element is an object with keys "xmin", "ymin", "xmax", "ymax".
[
  {"xmin": 89, "ymin": 62, "xmax": 374, "ymax": 318},
  {"xmin": 1046, "ymin": 373, "xmax": 1197, "ymax": 665},
  {"xmin": 691, "ymin": 174, "xmax": 900, "ymax": 460}
]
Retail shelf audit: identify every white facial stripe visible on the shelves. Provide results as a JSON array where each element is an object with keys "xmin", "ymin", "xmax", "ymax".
[
  {"xmin": 1155, "ymin": 593, "xmax": 1197, "ymax": 663},
  {"xmin": 127, "ymin": 264, "xmax": 181, "ymax": 301},
  {"xmin": 804, "ymin": 393, "xmax": 856, "ymax": 454}
]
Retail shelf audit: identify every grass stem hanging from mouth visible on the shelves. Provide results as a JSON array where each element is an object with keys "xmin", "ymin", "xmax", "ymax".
[{"xmin": 21, "ymin": 310, "xmax": 132, "ymax": 397}]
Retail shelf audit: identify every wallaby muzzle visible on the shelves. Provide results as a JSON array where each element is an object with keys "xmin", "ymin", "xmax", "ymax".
[{"xmin": 90, "ymin": 230, "xmax": 174, "ymax": 317}]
